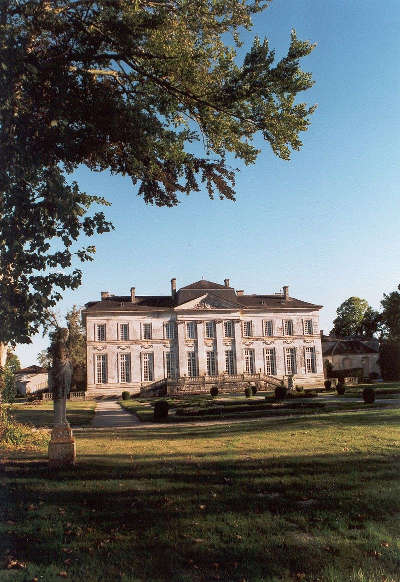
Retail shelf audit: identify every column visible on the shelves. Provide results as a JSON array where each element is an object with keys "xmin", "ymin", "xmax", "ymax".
[
  {"xmin": 177, "ymin": 321, "xmax": 186, "ymax": 378},
  {"xmin": 197, "ymin": 321, "xmax": 206, "ymax": 376},
  {"xmin": 234, "ymin": 320, "xmax": 244, "ymax": 374},
  {"xmin": 215, "ymin": 321, "xmax": 225, "ymax": 376}
]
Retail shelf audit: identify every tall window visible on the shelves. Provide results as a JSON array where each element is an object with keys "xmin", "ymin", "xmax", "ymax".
[
  {"xmin": 187, "ymin": 351, "xmax": 198, "ymax": 377},
  {"xmin": 96, "ymin": 324, "xmax": 106, "ymax": 341},
  {"xmin": 244, "ymin": 349, "xmax": 255, "ymax": 374},
  {"xmin": 143, "ymin": 323, "xmax": 152, "ymax": 340},
  {"xmin": 119, "ymin": 323, "xmax": 129, "ymax": 341},
  {"xmin": 263, "ymin": 320, "xmax": 273, "ymax": 337},
  {"xmin": 305, "ymin": 347, "xmax": 316, "ymax": 373},
  {"xmin": 264, "ymin": 348, "xmax": 276, "ymax": 375},
  {"xmin": 285, "ymin": 348, "xmax": 297, "ymax": 374},
  {"xmin": 304, "ymin": 320, "xmax": 313, "ymax": 335},
  {"xmin": 142, "ymin": 352, "xmax": 154, "ymax": 381},
  {"xmin": 206, "ymin": 351, "xmax": 217, "ymax": 376},
  {"xmin": 165, "ymin": 321, "xmax": 176, "ymax": 339},
  {"xmin": 119, "ymin": 353, "xmax": 131, "ymax": 383},
  {"xmin": 283, "ymin": 320, "xmax": 294, "ymax": 336},
  {"xmin": 95, "ymin": 354, "xmax": 107, "ymax": 383},
  {"xmin": 243, "ymin": 321, "xmax": 253, "ymax": 337},
  {"xmin": 205, "ymin": 321, "xmax": 215, "ymax": 338},
  {"xmin": 225, "ymin": 350, "xmax": 235, "ymax": 375},
  {"xmin": 186, "ymin": 321, "xmax": 197, "ymax": 339},
  {"xmin": 165, "ymin": 352, "xmax": 176, "ymax": 379},
  {"xmin": 224, "ymin": 320, "xmax": 233, "ymax": 337}
]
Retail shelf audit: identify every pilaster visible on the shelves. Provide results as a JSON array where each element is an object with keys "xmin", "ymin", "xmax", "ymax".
[
  {"xmin": 234, "ymin": 320, "xmax": 244, "ymax": 374},
  {"xmin": 215, "ymin": 321, "xmax": 225, "ymax": 376},
  {"xmin": 177, "ymin": 322, "xmax": 186, "ymax": 377},
  {"xmin": 197, "ymin": 321, "xmax": 206, "ymax": 376}
]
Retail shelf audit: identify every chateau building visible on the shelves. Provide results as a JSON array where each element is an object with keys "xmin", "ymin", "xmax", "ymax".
[{"xmin": 82, "ymin": 279, "xmax": 325, "ymax": 393}]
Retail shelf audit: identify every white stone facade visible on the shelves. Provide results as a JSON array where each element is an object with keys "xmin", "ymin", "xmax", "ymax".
[{"xmin": 83, "ymin": 279, "xmax": 325, "ymax": 392}]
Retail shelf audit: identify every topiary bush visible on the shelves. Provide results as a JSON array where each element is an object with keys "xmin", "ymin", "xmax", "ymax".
[
  {"xmin": 121, "ymin": 391, "xmax": 130, "ymax": 400},
  {"xmin": 336, "ymin": 382, "xmax": 345, "ymax": 395},
  {"xmin": 324, "ymin": 379, "xmax": 332, "ymax": 391},
  {"xmin": 244, "ymin": 387, "xmax": 251, "ymax": 398},
  {"xmin": 154, "ymin": 400, "xmax": 169, "ymax": 421},
  {"xmin": 363, "ymin": 387, "xmax": 376, "ymax": 404},
  {"xmin": 210, "ymin": 386, "xmax": 218, "ymax": 398},
  {"xmin": 251, "ymin": 385, "xmax": 257, "ymax": 395},
  {"xmin": 295, "ymin": 385, "xmax": 304, "ymax": 393},
  {"xmin": 275, "ymin": 385, "xmax": 287, "ymax": 400}
]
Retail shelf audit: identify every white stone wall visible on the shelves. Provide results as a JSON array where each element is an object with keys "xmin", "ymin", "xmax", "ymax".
[{"xmin": 86, "ymin": 308, "xmax": 324, "ymax": 390}]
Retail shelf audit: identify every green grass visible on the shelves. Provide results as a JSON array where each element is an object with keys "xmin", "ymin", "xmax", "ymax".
[
  {"xmin": 1, "ymin": 406, "xmax": 400, "ymax": 581},
  {"xmin": 7, "ymin": 400, "xmax": 97, "ymax": 428}
]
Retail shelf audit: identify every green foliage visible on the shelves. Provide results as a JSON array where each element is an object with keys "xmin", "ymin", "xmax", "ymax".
[
  {"xmin": 122, "ymin": 391, "xmax": 130, "ymax": 401},
  {"xmin": 336, "ymin": 382, "xmax": 345, "ymax": 395},
  {"xmin": 154, "ymin": 400, "xmax": 169, "ymax": 421},
  {"xmin": 0, "ymin": 405, "xmax": 49, "ymax": 447},
  {"xmin": 363, "ymin": 387, "xmax": 375, "ymax": 404},
  {"xmin": 275, "ymin": 385, "xmax": 287, "ymax": 400},
  {"xmin": 210, "ymin": 386, "xmax": 219, "ymax": 397},
  {"xmin": 1, "ymin": 1, "xmax": 316, "ymax": 346},
  {"xmin": 380, "ymin": 284, "xmax": 400, "ymax": 340},
  {"xmin": 379, "ymin": 341, "xmax": 400, "ymax": 380},
  {"xmin": 244, "ymin": 386, "xmax": 251, "ymax": 398},
  {"xmin": 331, "ymin": 297, "xmax": 379, "ymax": 338},
  {"xmin": 0, "ymin": 349, "xmax": 20, "ymax": 402},
  {"xmin": 324, "ymin": 379, "xmax": 332, "ymax": 390}
]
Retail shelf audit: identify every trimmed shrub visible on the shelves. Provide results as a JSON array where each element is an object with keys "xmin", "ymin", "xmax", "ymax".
[
  {"xmin": 275, "ymin": 385, "xmax": 287, "ymax": 400},
  {"xmin": 251, "ymin": 385, "xmax": 257, "ymax": 395},
  {"xmin": 336, "ymin": 382, "xmax": 345, "ymax": 395},
  {"xmin": 363, "ymin": 387, "xmax": 376, "ymax": 404},
  {"xmin": 210, "ymin": 386, "xmax": 219, "ymax": 398},
  {"xmin": 121, "ymin": 391, "xmax": 130, "ymax": 400},
  {"xmin": 244, "ymin": 387, "xmax": 251, "ymax": 398},
  {"xmin": 295, "ymin": 385, "xmax": 304, "ymax": 393},
  {"xmin": 154, "ymin": 400, "xmax": 169, "ymax": 421},
  {"xmin": 324, "ymin": 379, "xmax": 332, "ymax": 391}
]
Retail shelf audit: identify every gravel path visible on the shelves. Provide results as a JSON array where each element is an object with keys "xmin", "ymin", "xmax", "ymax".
[{"xmin": 90, "ymin": 400, "xmax": 141, "ymax": 428}]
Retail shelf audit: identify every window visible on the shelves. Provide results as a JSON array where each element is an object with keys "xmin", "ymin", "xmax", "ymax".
[
  {"xmin": 244, "ymin": 349, "xmax": 255, "ymax": 374},
  {"xmin": 96, "ymin": 324, "xmax": 106, "ymax": 341},
  {"xmin": 143, "ymin": 323, "xmax": 152, "ymax": 340},
  {"xmin": 243, "ymin": 321, "xmax": 253, "ymax": 337},
  {"xmin": 119, "ymin": 323, "xmax": 129, "ymax": 341},
  {"xmin": 285, "ymin": 348, "xmax": 297, "ymax": 374},
  {"xmin": 225, "ymin": 350, "xmax": 235, "ymax": 375},
  {"xmin": 205, "ymin": 321, "xmax": 215, "ymax": 338},
  {"xmin": 165, "ymin": 321, "xmax": 176, "ymax": 339},
  {"xmin": 206, "ymin": 351, "xmax": 217, "ymax": 376},
  {"xmin": 304, "ymin": 320, "xmax": 313, "ymax": 335},
  {"xmin": 119, "ymin": 353, "xmax": 131, "ymax": 383},
  {"xmin": 95, "ymin": 354, "xmax": 107, "ymax": 383},
  {"xmin": 187, "ymin": 351, "xmax": 198, "ymax": 377},
  {"xmin": 224, "ymin": 320, "xmax": 233, "ymax": 337},
  {"xmin": 305, "ymin": 347, "xmax": 316, "ymax": 373},
  {"xmin": 263, "ymin": 320, "xmax": 273, "ymax": 337},
  {"xmin": 142, "ymin": 352, "xmax": 154, "ymax": 381},
  {"xmin": 186, "ymin": 321, "xmax": 197, "ymax": 339},
  {"xmin": 165, "ymin": 352, "xmax": 176, "ymax": 379},
  {"xmin": 283, "ymin": 320, "xmax": 294, "ymax": 336},
  {"xmin": 264, "ymin": 348, "xmax": 276, "ymax": 376}
]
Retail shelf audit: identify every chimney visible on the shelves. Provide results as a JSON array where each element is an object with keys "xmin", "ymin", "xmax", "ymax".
[
  {"xmin": 224, "ymin": 278, "xmax": 230, "ymax": 287},
  {"xmin": 237, "ymin": 289, "xmax": 244, "ymax": 296},
  {"xmin": 283, "ymin": 285, "xmax": 289, "ymax": 300},
  {"xmin": 130, "ymin": 287, "xmax": 136, "ymax": 302},
  {"xmin": 101, "ymin": 291, "xmax": 110, "ymax": 300},
  {"xmin": 171, "ymin": 278, "xmax": 176, "ymax": 299}
]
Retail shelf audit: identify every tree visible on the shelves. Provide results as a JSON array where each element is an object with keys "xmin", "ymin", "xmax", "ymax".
[
  {"xmin": 380, "ymin": 284, "xmax": 400, "ymax": 340},
  {"xmin": 1, "ymin": 0, "xmax": 316, "ymax": 351},
  {"xmin": 0, "ymin": 349, "xmax": 21, "ymax": 402},
  {"xmin": 330, "ymin": 297, "xmax": 379, "ymax": 338}
]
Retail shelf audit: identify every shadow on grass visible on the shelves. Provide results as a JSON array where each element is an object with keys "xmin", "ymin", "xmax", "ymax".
[{"xmin": 2, "ymin": 447, "xmax": 400, "ymax": 582}]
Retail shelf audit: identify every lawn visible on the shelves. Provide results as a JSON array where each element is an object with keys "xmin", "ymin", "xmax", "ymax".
[
  {"xmin": 7, "ymin": 400, "xmax": 97, "ymax": 428},
  {"xmin": 1, "ymin": 406, "xmax": 400, "ymax": 581}
]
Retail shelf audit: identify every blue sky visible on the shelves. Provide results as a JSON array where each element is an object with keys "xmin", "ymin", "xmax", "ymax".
[{"xmin": 16, "ymin": 1, "xmax": 400, "ymax": 365}]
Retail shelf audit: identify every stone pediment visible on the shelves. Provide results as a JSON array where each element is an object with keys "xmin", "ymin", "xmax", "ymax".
[{"xmin": 175, "ymin": 292, "xmax": 239, "ymax": 311}]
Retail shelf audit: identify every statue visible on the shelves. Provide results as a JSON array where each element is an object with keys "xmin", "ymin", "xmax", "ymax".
[{"xmin": 48, "ymin": 327, "xmax": 76, "ymax": 467}]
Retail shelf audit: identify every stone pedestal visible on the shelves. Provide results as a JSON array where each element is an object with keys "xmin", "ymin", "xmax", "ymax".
[{"xmin": 48, "ymin": 424, "xmax": 76, "ymax": 468}]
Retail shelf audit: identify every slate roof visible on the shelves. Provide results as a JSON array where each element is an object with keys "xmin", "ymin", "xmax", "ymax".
[
  {"xmin": 322, "ymin": 339, "xmax": 378, "ymax": 356},
  {"xmin": 84, "ymin": 280, "xmax": 322, "ymax": 312}
]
